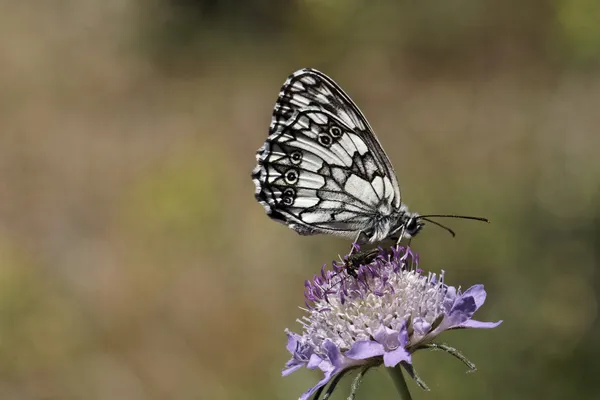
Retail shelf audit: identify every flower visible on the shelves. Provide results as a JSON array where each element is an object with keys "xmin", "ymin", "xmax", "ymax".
[{"xmin": 284, "ymin": 246, "xmax": 501, "ymax": 400}]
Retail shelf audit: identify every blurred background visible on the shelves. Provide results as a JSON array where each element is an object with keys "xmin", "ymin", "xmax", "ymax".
[{"xmin": 1, "ymin": 0, "xmax": 599, "ymax": 399}]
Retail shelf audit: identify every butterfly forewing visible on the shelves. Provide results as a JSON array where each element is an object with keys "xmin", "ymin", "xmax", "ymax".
[
  {"xmin": 269, "ymin": 69, "xmax": 401, "ymax": 204},
  {"xmin": 253, "ymin": 68, "xmax": 403, "ymax": 241}
]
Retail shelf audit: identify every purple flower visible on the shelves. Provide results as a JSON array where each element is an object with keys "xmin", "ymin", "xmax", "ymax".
[{"xmin": 283, "ymin": 246, "xmax": 501, "ymax": 400}]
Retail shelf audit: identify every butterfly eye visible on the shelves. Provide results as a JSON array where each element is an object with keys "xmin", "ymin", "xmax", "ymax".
[
  {"xmin": 329, "ymin": 126, "xmax": 343, "ymax": 138},
  {"xmin": 290, "ymin": 151, "xmax": 302, "ymax": 165},
  {"xmin": 284, "ymin": 169, "xmax": 299, "ymax": 184},
  {"xmin": 318, "ymin": 133, "xmax": 332, "ymax": 147},
  {"xmin": 283, "ymin": 188, "xmax": 295, "ymax": 197},
  {"xmin": 406, "ymin": 218, "xmax": 422, "ymax": 235},
  {"xmin": 281, "ymin": 196, "xmax": 294, "ymax": 206}
]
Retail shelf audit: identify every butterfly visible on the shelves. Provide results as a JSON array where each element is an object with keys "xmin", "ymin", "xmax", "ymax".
[{"xmin": 252, "ymin": 68, "xmax": 487, "ymax": 245}]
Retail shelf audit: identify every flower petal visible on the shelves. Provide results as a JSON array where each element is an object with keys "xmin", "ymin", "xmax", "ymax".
[
  {"xmin": 459, "ymin": 319, "xmax": 503, "ymax": 329},
  {"xmin": 372, "ymin": 325, "xmax": 389, "ymax": 344},
  {"xmin": 373, "ymin": 324, "xmax": 401, "ymax": 349},
  {"xmin": 461, "ymin": 284, "xmax": 487, "ymax": 309},
  {"xmin": 412, "ymin": 317, "xmax": 432, "ymax": 335},
  {"xmin": 345, "ymin": 340, "xmax": 385, "ymax": 360},
  {"xmin": 383, "ymin": 346, "xmax": 411, "ymax": 367},
  {"xmin": 323, "ymin": 339, "xmax": 344, "ymax": 368},
  {"xmin": 307, "ymin": 353, "xmax": 325, "ymax": 370},
  {"xmin": 285, "ymin": 331, "xmax": 300, "ymax": 354},
  {"xmin": 449, "ymin": 294, "xmax": 477, "ymax": 326},
  {"xmin": 298, "ymin": 368, "xmax": 337, "ymax": 400},
  {"xmin": 282, "ymin": 363, "xmax": 304, "ymax": 376},
  {"xmin": 442, "ymin": 286, "xmax": 457, "ymax": 311},
  {"xmin": 398, "ymin": 322, "xmax": 409, "ymax": 347}
]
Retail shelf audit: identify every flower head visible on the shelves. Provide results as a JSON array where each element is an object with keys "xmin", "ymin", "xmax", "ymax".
[{"xmin": 284, "ymin": 245, "xmax": 501, "ymax": 400}]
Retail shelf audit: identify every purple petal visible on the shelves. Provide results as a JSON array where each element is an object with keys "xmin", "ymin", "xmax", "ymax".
[
  {"xmin": 398, "ymin": 322, "xmax": 409, "ymax": 347},
  {"xmin": 307, "ymin": 354, "xmax": 325, "ymax": 370},
  {"xmin": 459, "ymin": 319, "xmax": 503, "ymax": 329},
  {"xmin": 282, "ymin": 363, "xmax": 304, "ymax": 376},
  {"xmin": 382, "ymin": 322, "xmax": 411, "ymax": 367},
  {"xmin": 296, "ymin": 339, "xmax": 365, "ymax": 400},
  {"xmin": 449, "ymin": 295, "xmax": 477, "ymax": 326},
  {"xmin": 345, "ymin": 340, "xmax": 385, "ymax": 360},
  {"xmin": 372, "ymin": 325, "xmax": 387, "ymax": 343},
  {"xmin": 461, "ymin": 284, "xmax": 487, "ymax": 309},
  {"xmin": 373, "ymin": 325, "xmax": 399, "ymax": 348},
  {"xmin": 323, "ymin": 340, "xmax": 344, "ymax": 368},
  {"xmin": 383, "ymin": 346, "xmax": 411, "ymax": 367},
  {"xmin": 285, "ymin": 331, "xmax": 299, "ymax": 354},
  {"xmin": 412, "ymin": 317, "xmax": 432, "ymax": 335},
  {"xmin": 298, "ymin": 368, "xmax": 337, "ymax": 400},
  {"xmin": 442, "ymin": 286, "xmax": 457, "ymax": 311}
]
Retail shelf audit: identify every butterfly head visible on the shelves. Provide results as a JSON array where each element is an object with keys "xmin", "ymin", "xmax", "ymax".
[{"xmin": 399, "ymin": 212, "xmax": 425, "ymax": 239}]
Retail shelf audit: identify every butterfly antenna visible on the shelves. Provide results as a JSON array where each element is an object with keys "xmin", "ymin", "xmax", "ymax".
[
  {"xmin": 420, "ymin": 217, "xmax": 456, "ymax": 237},
  {"xmin": 418, "ymin": 214, "xmax": 490, "ymax": 223}
]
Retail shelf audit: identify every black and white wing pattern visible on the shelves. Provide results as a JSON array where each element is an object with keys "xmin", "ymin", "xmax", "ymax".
[{"xmin": 252, "ymin": 68, "xmax": 403, "ymax": 242}]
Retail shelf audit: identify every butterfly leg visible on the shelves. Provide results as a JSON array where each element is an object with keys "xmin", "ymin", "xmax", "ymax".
[
  {"xmin": 395, "ymin": 226, "xmax": 406, "ymax": 246},
  {"xmin": 348, "ymin": 231, "xmax": 367, "ymax": 256}
]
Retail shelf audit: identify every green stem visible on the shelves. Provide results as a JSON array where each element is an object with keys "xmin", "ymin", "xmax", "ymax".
[
  {"xmin": 347, "ymin": 365, "xmax": 373, "ymax": 400},
  {"xmin": 422, "ymin": 343, "xmax": 477, "ymax": 372},
  {"xmin": 321, "ymin": 367, "xmax": 358, "ymax": 400},
  {"xmin": 388, "ymin": 365, "xmax": 413, "ymax": 400}
]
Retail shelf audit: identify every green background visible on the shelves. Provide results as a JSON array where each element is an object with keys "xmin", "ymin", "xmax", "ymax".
[{"xmin": 1, "ymin": 1, "xmax": 599, "ymax": 399}]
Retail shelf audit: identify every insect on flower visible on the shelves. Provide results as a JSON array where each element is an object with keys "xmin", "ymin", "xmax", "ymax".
[
  {"xmin": 332, "ymin": 244, "xmax": 381, "ymax": 278},
  {"xmin": 252, "ymin": 68, "xmax": 488, "ymax": 246},
  {"xmin": 288, "ymin": 246, "xmax": 502, "ymax": 400}
]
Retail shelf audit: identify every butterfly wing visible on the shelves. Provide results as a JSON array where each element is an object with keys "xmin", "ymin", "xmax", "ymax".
[
  {"xmin": 268, "ymin": 69, "xmax": 401, "ymax": 206},
  {"xmin": 252, "ymin": 68, "xmax": 402, "ymax": 239}
]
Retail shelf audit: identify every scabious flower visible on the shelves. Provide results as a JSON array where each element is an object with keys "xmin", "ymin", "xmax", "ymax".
[{"xmin": 283, "ymin": 246, "xmax": 501, "ymax": 400}]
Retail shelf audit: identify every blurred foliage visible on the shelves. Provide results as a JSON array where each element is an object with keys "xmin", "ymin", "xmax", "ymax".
[
  {"xmin": 144, "ymin": 0, "xmax": 599, "ymax": 70},
  {"xmin": 556, "ymin": 0, "xmax": 600, "ymax": 65},
  {"xmin": 1, "ymin": 0, "xmax": 600, "ymax": 399},
  {"xmin": 123, "ymin": 149, "xmax": 232, "ymax": 257}
]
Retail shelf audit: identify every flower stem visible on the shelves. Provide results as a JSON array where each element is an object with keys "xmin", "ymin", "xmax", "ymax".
[
  {"xmin": 347, "ymin": 365, "xmax": 374, "ymax": 400},
  {"xmin": 388, "ymin": 365, "xmax": 412, "ymax": 400},
  {"xmin": 422, "ymin": 343, "xmax": 477, "ymax": 372}
]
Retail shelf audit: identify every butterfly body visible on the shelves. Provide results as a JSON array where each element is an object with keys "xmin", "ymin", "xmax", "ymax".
[{"xmin": 252, "ymin": 68, "xmax": 424, "ymax": 244}]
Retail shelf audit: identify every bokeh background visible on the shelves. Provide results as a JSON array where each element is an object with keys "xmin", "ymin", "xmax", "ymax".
[{"xmin": 1, "ymin": 1, "xmax": 599, "ymax": 399}]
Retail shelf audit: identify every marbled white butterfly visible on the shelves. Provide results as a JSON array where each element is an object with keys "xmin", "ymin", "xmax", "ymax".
[{"xmin": 252, "ymin": 68, "xmax": 487, "ymax": 245}]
